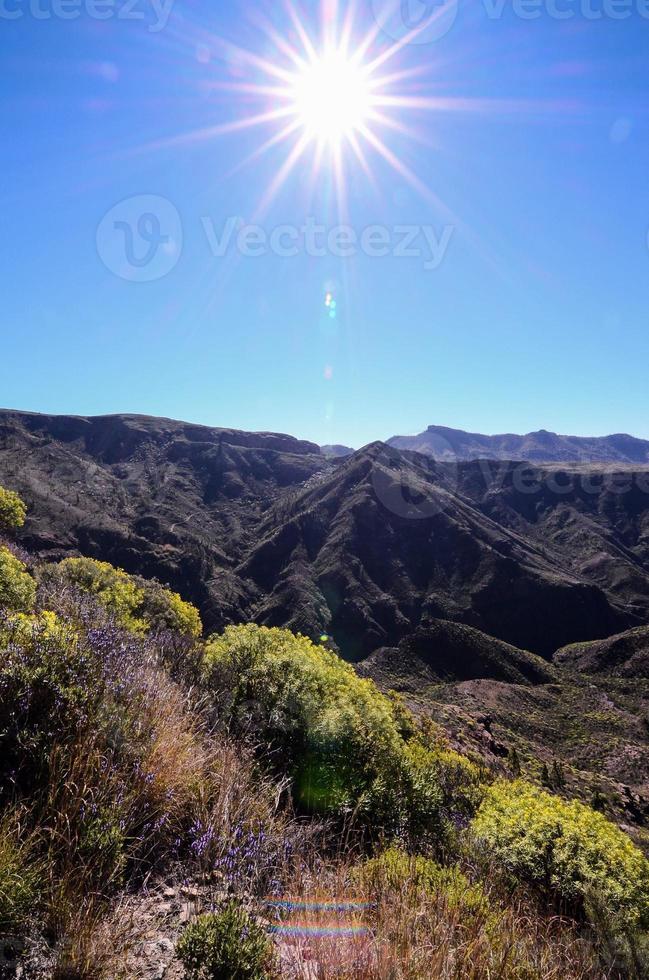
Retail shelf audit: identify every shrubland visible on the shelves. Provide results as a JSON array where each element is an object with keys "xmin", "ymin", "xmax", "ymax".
[{"xmin": 0, "ymin": 483, "xmax": 648, "ymax": 978}]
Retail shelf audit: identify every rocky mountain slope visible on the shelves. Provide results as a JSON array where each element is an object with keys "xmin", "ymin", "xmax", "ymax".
[
  {"xmin": 555, "ymin": 625, "xmax": 649, "ymax": 677},
  {"xmin": 389, "ymin": 424, "xmax": 649, "ymax": 463},
  {"xmin": 2, "ymin": 410, "xmax": 649, "ymax": 662}
]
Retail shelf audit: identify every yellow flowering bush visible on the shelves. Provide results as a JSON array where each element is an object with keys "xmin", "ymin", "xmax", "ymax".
[
  {"xmin": 0, "ymin": 486, "xmax": 26, "ymax": 533},
  {"xmin": 203, "ymin": 624, "xmax": 405, "ymax": 813},
  {"xmin": 137, "ymin": 578, "xmax": 202, "ymax": 637},
  {"xmin": 40, "ymin": 557, "xmax": 202, "ymax": 636},
  {"xmin": 0, "ymin": 547, "xmax": 36, "ymax": 613},
  {"xmin": 473, "ymin": 780, "xmax": 649, "ymax": 928},
  {"xmin": 202, "ymin": 624, "xmax": 487, "ymax": 845}
]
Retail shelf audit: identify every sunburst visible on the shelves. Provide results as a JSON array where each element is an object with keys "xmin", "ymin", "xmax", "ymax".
[
  {"xmin": 138, "ymin": 0, "xmax": 473, "ymax": 221},
  {"xmin": 130, "ymin": 0, "xmax": 570, "ymax": 266}
]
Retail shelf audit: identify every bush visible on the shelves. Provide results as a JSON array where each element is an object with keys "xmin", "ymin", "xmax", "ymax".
[
  {"xmin": 472, "ymin": 779, "xmax": 649, "ymax": 928},
  {"xmin": 354, "ymin": 847, "xmax": 488, "ymax": 919},
  {"xmin": 203, "ymin": 625, "xmax": 404, "ymax": 815},
  {"xmin": 0, "ymin": 546, "xmax": 36, "ymax": 612},
  {"xmin": 176, "ymin": 902, "xmax": 276, "ymax": 980},
  {"xmin": 0, "ymin": 486, "xmax": 26, "ymax": 533},
  {"xmin": 40, "ymin": 557, "xmax": 202, "ymax": 636},
  {"xmin": 365, "ymin": 740, "xmax": 484, "ymax": 850},
  {"xmin": 135, "ymin": 577, "xmax": 202, "ymax": 637},
  {"xmin": 40, "ymin": 558, "xmax": 146, "ymax": 632},
  {"xmin": 0, "ymin": 611, "xmax": 103, "ymax": 787}
]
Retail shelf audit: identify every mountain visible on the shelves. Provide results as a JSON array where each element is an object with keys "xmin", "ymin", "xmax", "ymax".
[
  {"xmin": 320, "ymin": 443, "xmax": 355, "ymax": 457},
  {"xmin": 555, "ymin": 626, "xmax": 649, "ymax": 677},
  {"xmin": 2, "ymin": 410, "xmax": 649, "ymax": 662},
  {"xmin": 358, "ymin": 619, "xmax": 556, "ymax": 689},
  {"xmin": 388, "ymin": 424, "xmax": 649, "ymax": 464}
]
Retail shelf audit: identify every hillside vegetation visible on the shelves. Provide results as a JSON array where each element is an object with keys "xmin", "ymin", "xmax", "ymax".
[{"xmin": 1, "ymin": 486, "xmax": 649, "ymax": 977}]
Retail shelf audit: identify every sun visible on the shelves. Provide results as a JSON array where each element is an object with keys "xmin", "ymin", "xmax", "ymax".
[
  {"xmin": 144, "ymin": 1, "xmax": 485, "ymax": 218},
  {"xmin": 289, "ymin": 49, "xmax": 372, "ymax": 147}
]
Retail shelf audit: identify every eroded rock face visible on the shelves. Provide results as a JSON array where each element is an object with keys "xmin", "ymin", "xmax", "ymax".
[{"xmin": 2, "ymin": 410, "xmax": 649, "ymax": 660}]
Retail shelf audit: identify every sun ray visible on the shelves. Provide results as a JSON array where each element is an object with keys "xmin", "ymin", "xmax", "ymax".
[
  {"xmin": 332, "ymin": 138, "xmax": 348, "ymax": 228},
  {"xmin": 133, "ymin": 107, "xmax": 297, "ymax": 156},
  {"xmin": 284, "ymin": 0, "xmax": 319, "ymax": 63},
  {"xmin": 349, "ymin": 13, "xmax": 385, "ymax": 65},
  {"xmin": 364, "ymin": 4, "xmax": 457, "ymax": 74},
  {"xmin": 224, "ymin": 118, "xmax": 305, "ymax": 179},
  {"xmin": 254, "ymin": 132, "xmax": 312, "ymax": 221},
  {"xmin": 358, "ymin": 123, "xmax": 457, "ymax": 222},
  {"xmin": 251, "ymin": 15, "xmax": 312, "ymax": 77},
  {"xmin": 218, "ymin": 38, "xmax": 299, "ymax": 86},
  {"xmin": 202, "ymin": 81, "xmax": 295, "ymax": 99},
  {"xmin": 366, "ymin": 108, "xmax": 437, "ymax": 147},
  {"xmin": 346, "ymin": 130, "xmax": 377, "ymax": 189},
  {"xmin": 367, "ymin": 63, "xmax": 433, "ymax": 90},
  {"xmin": 370, "ymin": 94, "xmax": 575, "ymax": 115}
]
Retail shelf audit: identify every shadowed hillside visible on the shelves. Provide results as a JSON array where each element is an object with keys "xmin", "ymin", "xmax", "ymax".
[{"xmin": 3, "ymin": 411, "xmax": 649, "ymax": 660}]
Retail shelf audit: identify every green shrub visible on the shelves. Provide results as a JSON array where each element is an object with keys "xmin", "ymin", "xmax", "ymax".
[
  {"xmin": 40, "ymin": 557, "xmax": 202, "ymax": 636},
  {"xmin": 366, "ymin": 740, "xmax": 484, "ymax": 849},
  {"xmin": 0, "ymin": 612, "xmax": 102, "ymax": 786},
  {"xmin": 176, "ymin": 902, "xmax": 276, "ymax": 980},
  {"xmin": 0, "ymin": 486, "xmax": 26, "ymax": 533},
  {"xmin": 135, "ymin": 577, "xmax": 202, "ymax": 637},
  {"xmin": 354, "ymin": 847, "xmax": 488, "ymax": 919},
  {"xmin": 0, "ymin": 546, "xmax": 36, "ymax": 612},
  {"xmin": 203, "ymin": 624, "xmax": 404, "ymax": 814},
  {"xmin": 41, "ymin": 558, "xmax": 146, "ymax": 632},
  {"xmin": 473, "ymin": 779, "xmax": 649, "ymax": 928}
]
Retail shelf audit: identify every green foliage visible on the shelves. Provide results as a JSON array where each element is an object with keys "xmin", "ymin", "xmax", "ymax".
[
  {"xmin": 176, "ymin": 902, "xmax": 276, "ymax": 980},
  {"xmin": 0, "ymin": 546, "xmax": 36, "ymax": 613},
  {"xmin": 135, "ymin": 577, "xmax": 203, "ymax": 637},
  {"xmin": 203, "ymin": 624, "xmax": 405, "ymax": 815},
  {"xmin": 0, "ymin": 612, "xmax": 101, "ymax": 785},
  {"xmin": 473, "ymin": 779, "xmax": 649, "ymax": 929},
  {"xmin": 354, "ymin": 847, "xmax": 488, "ymax": 919},
  {"xmin": 0, "ymin": 486, "xmax": 27, "ymax": 534},
  {"xmin": 41, "ymin": 557, "xmax": 202, "ymax": 636},
  {"xmin": 41, "ymin": 558, "xmax": 146, "ymax": 632},
  {"xmin": 366, "ymin": 740, "xmax": 483, "ymax": 850},
  {"xmin": 0, "ymin": 815, "xmax": 40, "ymax": 932}
]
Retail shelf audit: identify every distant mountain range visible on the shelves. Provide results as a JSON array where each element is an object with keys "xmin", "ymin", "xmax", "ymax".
[
  {"xmin": 386, "ymin": 425, "xmax": 649, "ymax": 463},
  {"xmin": 2, "ymin": 409, "xmax": 649, "ymax": 664}
]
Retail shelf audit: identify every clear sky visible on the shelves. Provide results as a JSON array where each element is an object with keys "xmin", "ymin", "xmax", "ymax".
[{"xmin": 2, "ymin": 0, "xmax": 649, "ymax": 448}]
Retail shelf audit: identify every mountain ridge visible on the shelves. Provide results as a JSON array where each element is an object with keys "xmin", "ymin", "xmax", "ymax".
[
  {"xmin": 387, "ymin": 424, "xmax": 649, "ymax": 463},
  {"xmin": 3, "ymin": 409, "xmax": 649, "ymax": 663}
]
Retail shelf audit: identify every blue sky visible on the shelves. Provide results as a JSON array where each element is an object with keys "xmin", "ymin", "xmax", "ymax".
[{"xmin": 2, "ymin": 0, "xmax": 649, "ymax": 447}]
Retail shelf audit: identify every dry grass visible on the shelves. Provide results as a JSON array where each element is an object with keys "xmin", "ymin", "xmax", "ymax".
[
  {"xmin": 272, "ymin": 858, "xmax": 607, "ymax": 980},
  {"xmin": 35, "ymin": 649, "xmax": 307, "ymax": 977}
]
